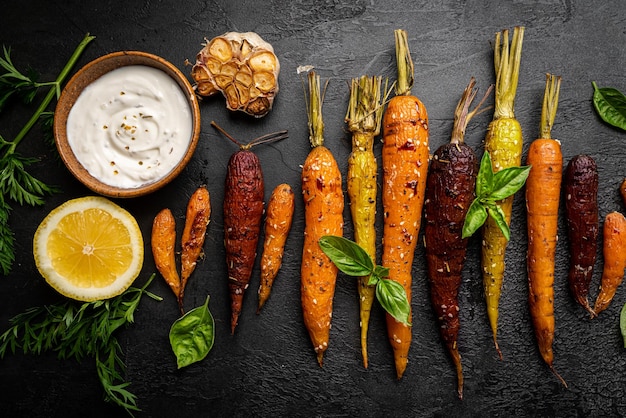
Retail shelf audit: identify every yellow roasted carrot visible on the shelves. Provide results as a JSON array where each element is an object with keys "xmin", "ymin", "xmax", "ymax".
[
  {"xmin": 482, "ymin": 26, "xmax": 525, "ymax": 359},
  {"xmin": 345, "ymin": 74, "xmax": 387, "ymax": 369}
]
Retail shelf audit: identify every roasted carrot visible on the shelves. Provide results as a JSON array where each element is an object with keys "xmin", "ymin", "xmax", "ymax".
[
  {"xmin": 152, "ymin": 208, "xmax": 181, "ymax": 298},
  {"xmin": 301, "ymin": 70, "xmax": 344, "ymax": 366},
  {"xmin": 257, "ymin": 183, "xmax": 295, "ymax": 312},
  {"xmin": 620, "ymin": 178, "xmax": 626, "ymax": 208},
  {"xmin": 482, "ymin": 26, "xmax": 525, "ymax": 358},
  {"xmin": 424, "ymin": 77, "xmax": 491, "ymax": 399},
  {"xmin": 525, "ymin": 73, "xmax": 566, "ymax": 387},
  {"xmin": 179, "ymin": 186, "xmax": 211, "ymax": 313},
  {"xmin": 212, "ymin": 121, "xmax": 288, "ymax": 334},
  {"xmin": 381, "ymin": 29, "xmax": 429, "ymax": 379},
  {"xmin": 345, "ymin": 74, "xmax": 387, "ymax": 368},
  {"xmin": 593, "ymin": 211, "xmax": 626, "ymax": 315},
  {"xmin": 564, "ymin": 155, "xmax": 599, "ymax": 316}
]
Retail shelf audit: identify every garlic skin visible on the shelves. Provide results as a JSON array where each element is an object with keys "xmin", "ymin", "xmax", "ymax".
[{"xmin": 191, "ymin": 32, "xmax": 280, "ymax": 117}]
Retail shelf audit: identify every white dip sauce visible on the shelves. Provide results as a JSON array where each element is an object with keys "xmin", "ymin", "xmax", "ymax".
[{"xmin": 66, "ymin": 65, "xmax": 193, "ymax": 188}]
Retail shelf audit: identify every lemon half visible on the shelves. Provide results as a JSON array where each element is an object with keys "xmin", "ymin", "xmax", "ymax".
[{"xmin": 33, "ymin": 196, "xmax": 144, "ymax": 301}]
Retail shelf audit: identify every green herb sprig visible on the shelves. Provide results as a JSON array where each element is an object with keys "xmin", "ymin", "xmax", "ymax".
[
  {"xmin": 319, "ymin": 236, "xmax": 411, "ymax": 326},
  {"xmin": 592, "ymin": 82, "xmax": 626, "ymax": 131},
  {"xmin": 0, "ymin": 33, "xmax": 94, "ymax": 275},
  {"xmin": 462, "ymin": 151, "xmax": 531, "ymax": 240},
  {"xmin": 0, "ymin": 274, "xmax": 162, "ymax": 415},
  {"xmin": 169, "ymin": 295, "xmax": 215, "ymax": 369}
]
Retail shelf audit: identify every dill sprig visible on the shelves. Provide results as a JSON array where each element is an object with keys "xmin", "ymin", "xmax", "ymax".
[
  {"xmin": 0, "ymin": 33, "xmax": 94, "ymax": 275},
  {"xmin": 0, "ymin": 274, "xmax": 162, "ymax": 415}
]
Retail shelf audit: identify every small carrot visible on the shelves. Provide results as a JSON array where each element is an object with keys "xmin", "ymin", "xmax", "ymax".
[
  {"xmin": 301, "ymin": 70, "xmax": 344, "ymax": 366},
  {"xmin": 424, "ymin": 77, "xmax": 491, "ymax": 399},
  {"xmin": 525, "ymin": 73, "xmax": 566, "ymax": 387},
  {"xmin": 482, "ymin": 26, "xmax": 525, "ymax": 359},
  {"xmin": 620, "ymin": 178, "xmax": 626, "ymax": 208},
  {"xmin": 345, "ymin": 74, "xmax": 387, "ymax": 368},
  {"xmin": 257, "ymin": 183, "xmax": 295, "ymax": 312},
  {"xmin": 593, "ymin": 211, "xmax": 626, "ymax": 316},
  {"xmin": 179, "ymin": 186, "xmax": 211, "ymax": 313},
  {"xmin": 381, "ymin": 29, "xmax": 429, "ymax": 379},
  {"xmin": 564, "ymin": 155, "xmax": 599, "ymax": 316},
  {"xmin": 152, "ymin": 208, "xmax": 181, "ymax": 298},
  {"xmin": 213, "ymin": 121, "xmax": 288, "ymax": 334}
]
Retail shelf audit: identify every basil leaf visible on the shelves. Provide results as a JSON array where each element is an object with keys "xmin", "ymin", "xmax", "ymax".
[
  {"xmin": 169, "ymin": 295, "xmax": 214, "ymax": 369},
  {"xmin": 592, "ymin": 81, "xmax": 626, "ymax": 131},
  {"xmin": 376, "ymin": 279, "xmax": 411, "ymax": 326},
  {"xmin": 462, "ymin": 199, "xmax": 488, "ymax": 238},
  {"xmin": 487, "ymin": 202, "xmax": 511, "ymax": 241},
  {"xmin": 489, "ymin": 165, "xmax": 531, "ymax": 201},
  {"xmin": 319, "ymin": 235, "xmax": 374, "ymax": 277},
  {"xmin": 373, "ymin": 265, "xmax": 390, "ymax": 279},
  {"xmin": 619, "ymin": 303, "xmax": 626, "ymax": 348},
  {"xmin": 476, "ymin": 151, "xmax": 494, "ymax": 197}
]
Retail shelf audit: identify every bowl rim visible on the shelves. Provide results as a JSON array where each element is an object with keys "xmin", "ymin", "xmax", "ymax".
[{"xmin": 53, "ymin": 50, "xmax": 201, "ymax": 198}]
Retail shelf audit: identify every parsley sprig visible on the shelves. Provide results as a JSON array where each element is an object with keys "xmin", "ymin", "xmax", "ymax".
[
  {"xmin": 0, "ymin": 33, "xmax": 94, "ymax": 275},
  {"xmin": 0, "ymin": 274, "xmax": 162, "ymax": 415}
]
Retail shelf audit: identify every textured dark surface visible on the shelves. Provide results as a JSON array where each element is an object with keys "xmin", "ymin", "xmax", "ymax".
[{"xmin": 1, "ymin": 1, "xmax": 626, "ymax": 417}]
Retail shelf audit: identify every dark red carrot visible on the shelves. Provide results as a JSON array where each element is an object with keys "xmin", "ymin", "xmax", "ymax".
[
  {"xmin": 424, "ymin": 77, "xmax": 490, "ymax": 400},
  {"xmin": 212, "ymin": 121, "xmax": 288, "ymax": 334},
  {"xmin": 564, "ymin": 155, "xmax": 599, "ymax": 316},
  {"xmin": 620, "ymin": 178, "xmax": 626, "ymax": 208}
]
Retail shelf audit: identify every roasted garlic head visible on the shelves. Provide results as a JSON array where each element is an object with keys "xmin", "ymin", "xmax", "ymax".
[{"xmin": 191, "ymin": 32, "xmax": 280, "ymax": 117}]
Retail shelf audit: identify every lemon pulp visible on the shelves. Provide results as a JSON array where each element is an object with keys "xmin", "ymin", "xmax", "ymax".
[{"xmin": 34, "ymin": 196, "xmax": 144, "ymax": 301}]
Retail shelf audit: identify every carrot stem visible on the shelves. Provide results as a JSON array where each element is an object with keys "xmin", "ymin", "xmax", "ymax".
[
  {"xmin": 493, "ymin": 26, "xmax": 524, "ymax": 119},
  {"xmin": 305, "ymin": 71, "xmax": 327, "ymax": 148},
  {"xmin": 394, "ymin": 29, "xmax": 414, "ymax": 96},
  {"xmin": 540, "ymin": 73, "xmax": 562, "ymax": 140}
]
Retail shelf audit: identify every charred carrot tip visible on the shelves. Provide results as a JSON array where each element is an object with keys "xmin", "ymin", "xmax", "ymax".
[
  {"xmin": 494, "ymin": 340, "xmax": 503, "ymax": 361},
  {"xmin": 317, "ymin": 352, "xmax": 324, "ymax": 367},
  {"xmin": 551, "ymin": 366, "xmax": 568, "ymax": 388}
]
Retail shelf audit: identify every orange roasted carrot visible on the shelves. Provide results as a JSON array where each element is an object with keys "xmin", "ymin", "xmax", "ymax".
[
  {"xmin": 593, "ymin": 211, "xmax": 626, "ymax": 315},
  {"xmin": 301, "ymin": 70, "xmax": 344, "ymax": 366},
  {"xmin": 381, "ymin": 29, "xmax": 429, "ymax": 379},
  {"xmin": 525, "ymin": 73, "xmax": 566, "ymax": 387},
  {"xmin": 152, "ymin": 208, "xmax": 181, "ymax": 298},
  {"xmin": 257, "ymin": 183, "xmax": 295, "ymax": 312},
  {"xmin": 179, "ymin": 186, "xmax": 211, "ymax": 312}
]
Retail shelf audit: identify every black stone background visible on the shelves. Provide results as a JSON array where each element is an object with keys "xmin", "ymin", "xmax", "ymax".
[{"xmin": 1, "ymin": 1, "xmax": 625, "ymax": 417}]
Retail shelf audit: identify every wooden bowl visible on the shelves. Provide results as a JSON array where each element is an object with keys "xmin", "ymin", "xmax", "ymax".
[{"xmin": 54, "ymin": 51, "xmax": 201, "ymax": 198}]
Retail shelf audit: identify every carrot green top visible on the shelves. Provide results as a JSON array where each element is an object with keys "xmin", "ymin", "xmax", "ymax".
[
  {"xmin": 451, "ymin": 78, "xmax": 493, "ymax": 145},
  {"xmin": 394, "ymin": 29, "xmax": 414, "ymax": 97},
  {"xmin": 539, "ymin": 73, "xmax": 562, "ymax": 140},
  {"xmin": 305, "ymin": 71, "xmax": 325, "ymax": 148},
  {"xmin": 345, "ymin": 75, "xmax": 388, "ymax": 141},
  {"xmin": 493, "ymin": 26, "xmax": 524, "ymax": 120}
]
